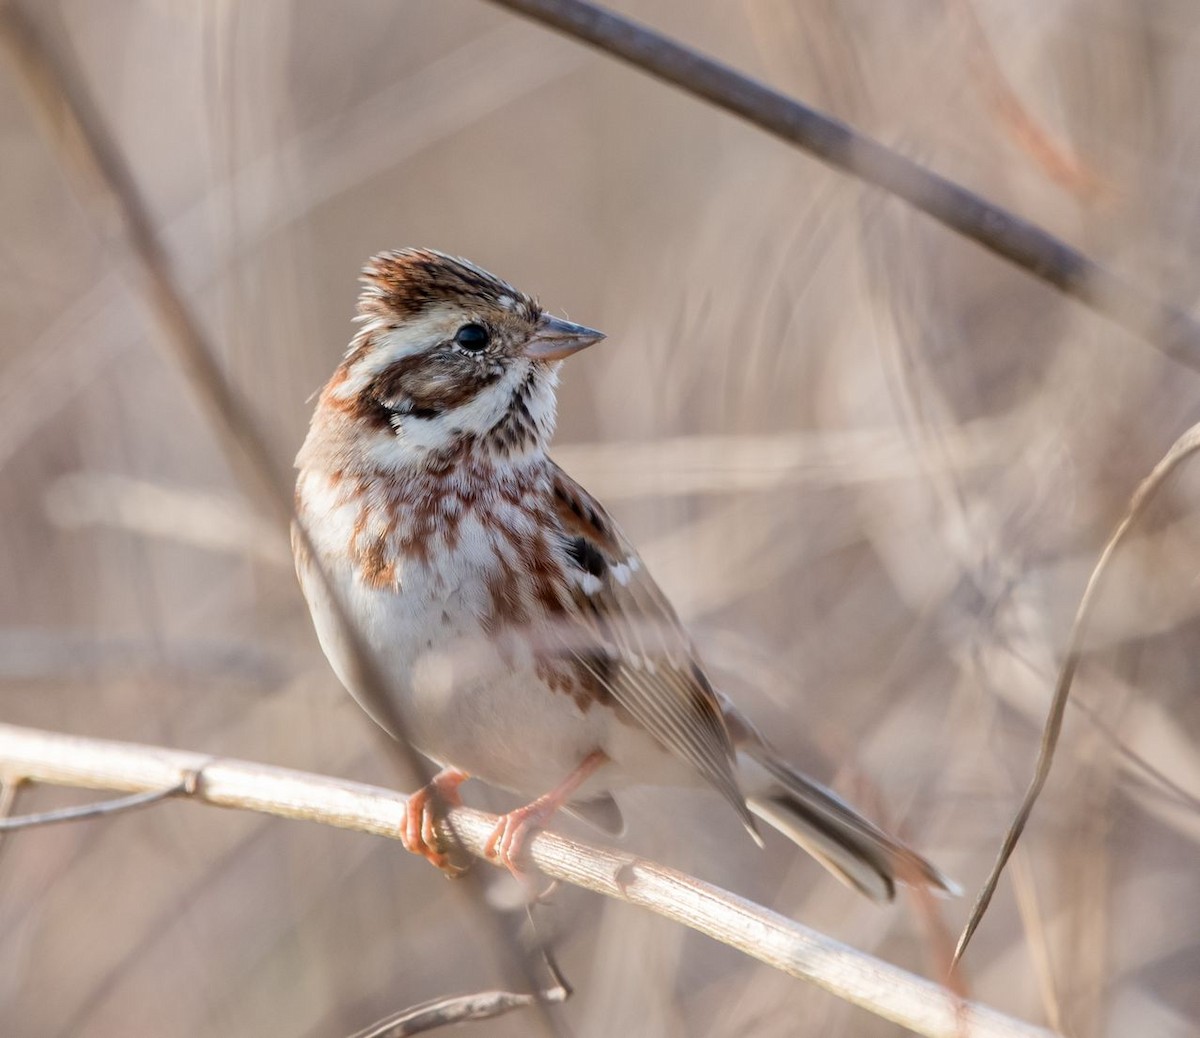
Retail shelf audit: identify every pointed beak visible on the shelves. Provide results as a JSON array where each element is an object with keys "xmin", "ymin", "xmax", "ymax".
[{"xmin": 524, "ymin": 313, "xmax": 605, "ymax": 362}]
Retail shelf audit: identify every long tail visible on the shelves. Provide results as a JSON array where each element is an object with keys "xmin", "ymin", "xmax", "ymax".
[{"xmin": 739, "ymin": 745, "xmax": 958, "ymax": 903}]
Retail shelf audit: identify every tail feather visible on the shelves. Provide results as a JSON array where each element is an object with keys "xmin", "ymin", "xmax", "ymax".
[{"xmin": 740, "ymin": 747, "xmax": 958, "ymax": 903}]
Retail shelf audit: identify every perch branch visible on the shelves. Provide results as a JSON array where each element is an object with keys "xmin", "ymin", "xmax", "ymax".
[
  {"xmin": 483, "ymin": 0, "xmax": 1200, "ymax": 371},
  {"xmin": 0, "ymin": 722, "xmax": 1055, "ymax": 1038}
]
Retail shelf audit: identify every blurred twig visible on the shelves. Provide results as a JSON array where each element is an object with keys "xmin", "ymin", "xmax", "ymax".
[
  {"xmin": 0, "ymin": 5, "xmax": 561, "ymax": 1026},
  {"xmin": 0, "ymin": 22, "xmax": 582, "ymax": 477},
  {"xmin": 0, "ymin": 1, "xmax": 289, "ymax": 519},
  {"xmin": 1009, "ymin": 848, "xmax": 1064, "ymax": 1034},
  {"xmin": 349, "ymin": 927, "xmax": 570, "ymax": 1038},
  {"xmin": 349, "ymin": 985, "xmax": 567, "ymax": 1038},
  {"xmin": 0, "ymin": 777, "xmax": 19, "ymax": 861},
  {"xmin": 0, "ymin": 0, "xmax": 417, "ymax": 830},
  {"xmin": 953, "ymin": 421, "xmax": 1200, "ymax": 965},
  {"xmin": 484, "ymin": 0, "xmax": 1200, "ymax": 371},
  {"xmin": 0, "ymin": 722, "xmax": 1057, "ymax": 1038},
  {"xmin": 947, "ymin": 0, "xmax": 1105, "ymax": 201}
]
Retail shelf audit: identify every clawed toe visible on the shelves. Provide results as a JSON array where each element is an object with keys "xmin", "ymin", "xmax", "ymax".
[
  {"xmin": 485, "ymin": 799, "xmax": 558, "ymax": 876},
  {"xmin": 399, "ymin": 768, "xmax": 469, "ymax": 875},
  {"xmin": 482, "ymin": 751, "xmax": 609, "ymax": 881}
]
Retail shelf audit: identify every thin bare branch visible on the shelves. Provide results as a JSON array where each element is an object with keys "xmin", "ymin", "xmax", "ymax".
[
  {"xmin": 0, "ymin": 0, "xmax": 434, "ymax": 803},
  {"xmin": 0, "ymin": 8, "xmax": 561, "ymax": 1027},
  {"xmin": 953, "ymin": 422, "xmax": 1200, "ymax": 965},
  {"xmin": 0, "ymin": 784, "xmax": 186, "ymax": 831},
  {"xmin": 348, "ymin": 986, "xmax": 566, "ymax": 1038},
  {"xmin": 0, "ymin": 2, "xmax": 288, "ymax": 519},
  {"xmin": 482, "ymin": 0, "xmax": 1200, "ymax": 371},
  {"xmin": 0, "ymin": 722, "xmax": 1056, "ymax": 1038},
  {"xmin": 349, "ymin": 936, "xmax": 570, "ymax": 1038}
]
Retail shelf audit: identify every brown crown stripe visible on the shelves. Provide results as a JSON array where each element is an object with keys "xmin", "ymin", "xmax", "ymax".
[{"xmin": 358, "ymin": 249, "xmax": 541, "ymax": 325}]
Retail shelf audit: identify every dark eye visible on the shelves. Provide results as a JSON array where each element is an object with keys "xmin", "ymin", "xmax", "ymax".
[{"xmin": 454, "ymin": 323, "xmax": 489, "ymax": 351}]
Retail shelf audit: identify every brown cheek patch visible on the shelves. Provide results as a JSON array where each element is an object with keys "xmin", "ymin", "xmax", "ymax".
[
  {"xmin": 370, "ymin": 354, "xmax": 499, "ymax": 419},
  {"xmin": 321, "ymin": 365, "xmax": 394, "ymax": 432}
]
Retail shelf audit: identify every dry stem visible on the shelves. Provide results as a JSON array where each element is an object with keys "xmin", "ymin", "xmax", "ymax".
[{"xmin": 953, "ymin": 422, "xmax": 1200, "ymax": 964}]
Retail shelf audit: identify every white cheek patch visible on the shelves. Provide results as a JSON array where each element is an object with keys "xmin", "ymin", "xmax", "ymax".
[{"xmin": 446, "ymin": 366, "xmax": 523, "ymax": 434}]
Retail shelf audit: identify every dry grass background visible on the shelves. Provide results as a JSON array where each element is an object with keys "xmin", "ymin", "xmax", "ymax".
[{"xmin": 2, "ymin": 1, "xmax": 1199, "ymax": 1035}]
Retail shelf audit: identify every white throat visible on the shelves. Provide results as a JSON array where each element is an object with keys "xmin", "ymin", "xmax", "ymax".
[{"xmin": 362, "ymin": 359, "xmax": 560, "ymax": 472}]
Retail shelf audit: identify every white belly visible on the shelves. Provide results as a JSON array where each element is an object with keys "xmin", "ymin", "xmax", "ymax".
[
  {"xmin": 294, "ymin": 468, "xmax": 699, "ymax": 800},
  {"xmin": 300, "ymin": 564, "xmax": 610, "ymax": 793}
]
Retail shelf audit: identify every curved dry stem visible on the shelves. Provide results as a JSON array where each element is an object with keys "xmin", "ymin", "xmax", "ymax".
[
  {"xmin": 0, "ymin": 722, "xmax": 1056, "ymax": 1038},
  {"xmin": 953, "ymin": 423, "xmax": 1200, "ymax": 965},
  {"xmin": 349, "ymin": 932, "xmax": 570, "ymax": 1038},
  {"xmin": 349, "ymin": 987, "xmax": 566, "ymax": 1038}
]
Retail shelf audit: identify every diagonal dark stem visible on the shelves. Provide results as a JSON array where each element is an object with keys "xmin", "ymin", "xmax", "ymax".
[{"xmin": 484, "ymin": 0, "xmax": 1200, "ymax": 372}]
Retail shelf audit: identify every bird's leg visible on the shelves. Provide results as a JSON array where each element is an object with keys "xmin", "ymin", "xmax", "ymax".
[
  {"xmin": 485, "ymin": 750, "xmax": 608, "ymax": 876},
  {"xmin": 401, "ymin": 766, "xmax": 470, "ymax": 874}
]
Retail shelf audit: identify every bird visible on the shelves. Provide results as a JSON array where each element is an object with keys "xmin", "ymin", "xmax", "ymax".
[{"xmin": 292, "ymin": 248, "xmax": 954, "ymax": 901}]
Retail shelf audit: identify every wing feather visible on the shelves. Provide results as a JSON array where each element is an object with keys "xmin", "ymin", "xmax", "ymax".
[{"xmin": 545, "ymin": 463, "xmax": 756, "ymax": 836}]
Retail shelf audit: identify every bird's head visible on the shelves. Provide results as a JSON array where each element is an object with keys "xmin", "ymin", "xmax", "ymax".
[{"xmin": 301, "ymin": 249, "xmax": 603, "ymax": 473}]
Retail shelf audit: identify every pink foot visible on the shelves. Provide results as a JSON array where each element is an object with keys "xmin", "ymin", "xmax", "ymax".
[
  {"xmin": 483, "ymin": 750, "xmax": 609, "ymax": 877},
  {"xmin": 400, "ymin": 767, "xmax": 469, "ymax": 874},
  {"xmin": 484, "ymin": 795, "xmax": 562, "ymax": 875}
]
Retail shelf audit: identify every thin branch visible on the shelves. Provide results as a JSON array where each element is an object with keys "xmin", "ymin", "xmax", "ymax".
[
  {"xmin": 0, "ymin": 2, "xmax": 288, "ymax": 519},
  {"xmin": 0, "ymin": 784, "xmax": 186, "ymax": 831},
  {"xmin": 482, "ymin": 0, "xmax": 1200, "ymax": 372},
  {"xmin": 0, "ymin": 7, "xmax": 560, "ymax": 1027},
  {"xmin": 349, "ymin": 986, "xmax": 567, "ymax": 1038},
  {"xmin": 349, "ymin": 932, "xmax": 570, "ymax": 1038},
  {"xmin": 953, "ymin": 422, "xmax": 1200, "ymax": 965},
  {"xmin": 0, "ymin": 722, "xmax": 1056, "ymax": 1038},
  {"xmin": 0, "ymin": 0, "xmax": 434, "ymax": 808}
]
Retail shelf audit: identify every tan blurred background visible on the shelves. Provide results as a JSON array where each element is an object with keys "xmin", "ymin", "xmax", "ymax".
[{"xmin": 3, "ymin": 1, "xmax": 1200, "ymax": 1035}]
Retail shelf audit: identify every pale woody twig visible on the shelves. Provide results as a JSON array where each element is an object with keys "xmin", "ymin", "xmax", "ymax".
[{"xmin": 0, "ymin": 722, "xmax": 1056, "ymax": 1038}]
